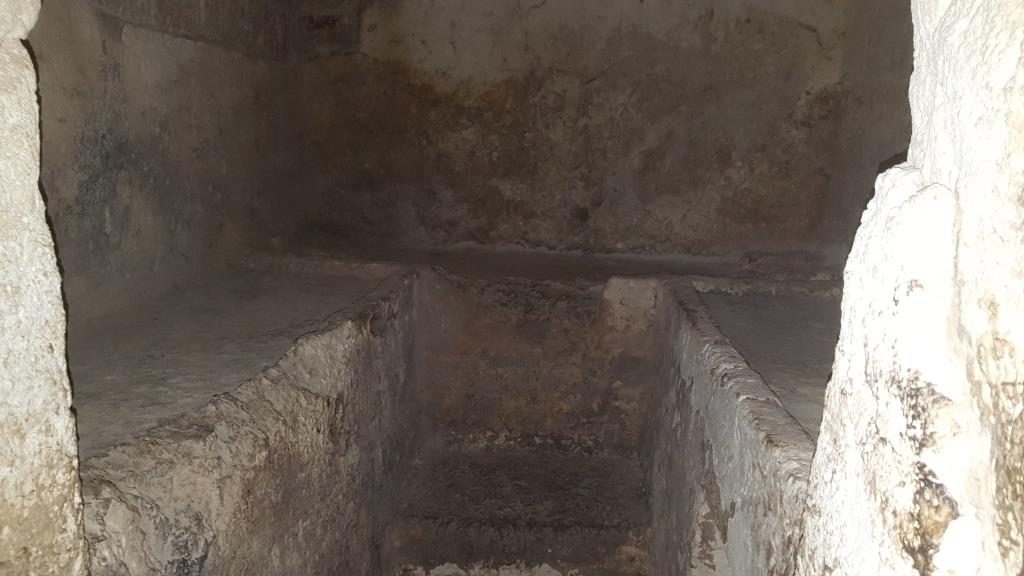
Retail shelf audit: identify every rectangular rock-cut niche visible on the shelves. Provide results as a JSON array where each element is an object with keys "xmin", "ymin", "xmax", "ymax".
[
  {"xmin": 77, "ymin": 265, "xmax": 822, "ymax": 576},
  {"xmin": 387, "ymin": 273, "xmax": 659, "ymax": 574}
]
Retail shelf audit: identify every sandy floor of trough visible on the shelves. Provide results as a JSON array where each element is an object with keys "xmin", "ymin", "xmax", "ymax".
[
  {"xmin": 68, "ymin": 264, "xmax": 400, "ymax": 459},
  {"xmin": 700, "ymin": 292, "xmax": 841, "ymax": 439}
]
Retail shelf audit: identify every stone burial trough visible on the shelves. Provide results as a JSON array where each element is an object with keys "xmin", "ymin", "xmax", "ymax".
[{"xmin": 70, "ymin": 255, "xmax": 840, "ymax": 575}]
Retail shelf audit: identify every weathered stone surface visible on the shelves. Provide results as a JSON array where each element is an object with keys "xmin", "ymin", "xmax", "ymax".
[
  {"xmin": 700, "ymin": 291, "xmax": 840, "ymax": 439},
  {"xmin": 798, "ymin": 167, "xmax": 958, "ymax": 575},
  {"xmin": 798, "ymin": 1, "xmax": 1024, "ymax": 573},
  {"xmin": 648, "ymin": 281, "xmax": 814, "ymax": 576},
  {"xmin": 90, "ymin": 0, "xmax": 290, "ymax": 58},
  {"xmin": 415, "ymin": 274, "xmax": 656, "ymax": 451},
  {"xmin": 28, "ymin": 0, "xmax": 857, "ymax": 328},
  {"xmin": 270, "ymin": 0, "xmax": 847, "ymax": 258},
  {"xmin": 388, "ymin": 443, "xmax": 649, "ymax": 571},
  {"xmin": 75, "ymin": 268, "xmax": 666, "ymax": 575},
  {"xmin": 290, "ymin": 0, "xmax": 362, "ymax": 59},
  {"xmin": 82, "ymin": 273, "xmax": 421, "ymax": 575},
  {"xmin": 0, "ymin": 0, "xmax": 36, "ymax": 38},
  {"xmin": 28, "ymin": 0, "xmax": 291, "ymax": 322},
  {"xmin": 390, "ymin": 274, "xmax": 656, "ymax": 574},
  {"xmin": 68, "ymin": 264, "xmax": 396, "ymax": 460},
  {"xmin": 0, "ymin": 25, "xmax": 88, "ymax": 576}
]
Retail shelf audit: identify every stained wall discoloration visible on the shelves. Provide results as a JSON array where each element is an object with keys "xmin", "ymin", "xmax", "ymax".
[
  {"xmin": 820, "ymin": 0, "xmax": 913, "ymax": 257},
  {"xmin": 269, "ymin": 0, "xmax": 847, "ymax": 257},
  {"xmin": 29, "ymin": 0, "xmax": 860, "ymax": 322},
  {"xmin": 88, "ymin": 0, "xmax": 292, "ymax": 58},
  {"xmin": 0, "ymin": 0, "xmax": 88, "ymax": 573},
  {"xmin": 28, "ymin": 0, "xmax": 291, "ymax": 322},
  {"xmin": 415, "ymin": 273, "xmax": 657, "ymax": 450}
]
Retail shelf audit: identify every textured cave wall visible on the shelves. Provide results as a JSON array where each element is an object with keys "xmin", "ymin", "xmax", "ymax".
[
  {"xmin": 0, "ymin": 0, "xmax": 88, "ymax": 574},
  {"xmin": 414, "ymin": 274, "xmax": 655, "ymax": 451},
  {"xmin": 27, "ymin": 0, "xmax": 291, "ymax": 322},
  {"xmin": 269, "ymin": 0, "xmax": 848, "ymax": 258},
  {"xmin": 83, "ymin": 274, "xmax": 421, "ymax": 576},
  {"xmin": 799, "ymin": 0, "xmax": 1024, "ymax": 574},
  {"xmin": 820, "ymin": 0, "xmax": 913, "ymax": 257}
]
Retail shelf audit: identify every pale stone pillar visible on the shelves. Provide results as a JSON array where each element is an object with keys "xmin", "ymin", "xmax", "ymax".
[
  {"xmin": 799, "ymin": 0, "xmax": 1024, "ymax": 574},
  {"xmin": 0, "ymin": 0, "xmax": 88, "ymax": 574}
]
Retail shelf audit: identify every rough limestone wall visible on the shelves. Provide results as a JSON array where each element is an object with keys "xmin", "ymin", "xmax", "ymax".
[
  {"xmin": 647, "ymin": 281, "xmax": 813, "ymax": 576},
  {"xmin": 414, "ymin": 274, "xmax": 655, "ymax": 452},
  {"xmin": 799, "ymin": 1, "xmax": 1024, "ymax": 574},
  {"xmin": 820, "ymin": 0, "xmax": 913, "ymax": 256},
  {"xmin": 28, "ymin": 0, "xmax": 291, "ymax": 322},
  {"xmin": 82, "ymin": 275, "xmax": 420, "ymax": 575},
  {"xmin": 0, "ymin": 0, "xmax": 88, "ymax": 574},
  {"xmin": 277, "ymin": 0, "xmax": 847, "ymax": 258}
]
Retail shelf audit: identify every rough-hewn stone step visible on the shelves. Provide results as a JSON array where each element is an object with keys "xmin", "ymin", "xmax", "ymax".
[{"xmin": 386, "ymin": 443, "xmax": 649, "ymax": 575}]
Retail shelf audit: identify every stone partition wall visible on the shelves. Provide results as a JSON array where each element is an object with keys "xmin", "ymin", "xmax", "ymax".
[
  {"xmin": 0, "ymin": 0, "xmax": 88, "ymax": 574},
  {"xmin": 647, "ymin": 280, "xmax": 814, "ymax": 576},
  {"xmin": 799, "ymin": 1, "xmax": 1024, "ymax": 574},
  {"xmin": 82, "ymin": 273, "xmax": 421, "ymax": 575}
]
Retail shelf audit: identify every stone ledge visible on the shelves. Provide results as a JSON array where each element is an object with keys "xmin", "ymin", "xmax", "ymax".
[
  {"xmin": 686, "ymin": 275, "xmax": 842, "ymax": 298},
  {"xmin": 81, "ymin": 272, "xmax": 420, "ymax": 575}
]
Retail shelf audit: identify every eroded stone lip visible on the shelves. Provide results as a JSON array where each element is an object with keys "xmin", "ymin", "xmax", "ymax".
[
  {"xmin": 79, "ymin": 262, "xmax": 422, "ymax": 574},
  {"xmin": 694, "ymin": 279, "xmax": 841, "ymax": 440},
  {"xmin": 648, "ymin": 280, "xmax": 817, "ymax": 576},
  {"xmin": 69, "ymin": 260, "xmax": 408, "ymax": 460}
]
